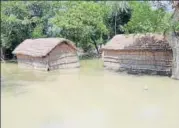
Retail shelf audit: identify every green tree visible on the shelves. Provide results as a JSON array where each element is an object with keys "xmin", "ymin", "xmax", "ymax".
[
  {"xmin": 105, "ymin": 1, "xmax": 131, "ymax": 36},
  {"xmin": 1, "ymin": 1, "xmax": 32, "ymax": 59},
  {"xmin": 124, "ymin": 1, "xmax": 171, "ymax": 34},
  {"xmin": 51, "ymin": 1, "xmax": 109, "ymax": 53},
  {"xmin": 1, "ymin": 1, "xmax": 60, "ymax": 59},
  {"xmin": 149, "ymin": 1, "xmax": 179, "ymax": 79}
]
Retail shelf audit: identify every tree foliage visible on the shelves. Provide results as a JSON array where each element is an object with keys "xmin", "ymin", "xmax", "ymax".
[
  {"xmin": 105, "ymin": 1, "xmax": 131, "ymax": 36},
  {"xmin": 0, "ymin": 1, "xmax": 174, "ymax": 59},
  {"xmin": 51, "ymin": 1, "xmax": 109, "ymax": 53},
  {"xmin": 1, "ymin": 1, "xmax": 30, "ymax": 50},
  {"xmin": 1, "ymin": 1, "xmax": 60, "ymax": 58},
  {"xmin": 124, "ymin": 1, "xmax": 171, "ymax": 34}
]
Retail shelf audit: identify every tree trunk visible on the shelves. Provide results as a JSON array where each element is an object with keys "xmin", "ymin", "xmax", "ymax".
[
  {"xmin": 94, "ymin": 42, "xmax": 99, "ymax": 55},
  {"xmin": 1, "ymin": 47, "xmax": 5, "ymax": 61},
  {"xmin": 114, "ymin": 12, "xmax": 117, "ymax": 35},
  {"xmin": 91, "ymin": 38, "xmax": 99, "ymax": 55},
  {"xmin": 170, "ymin": 33, "xmax": 179, "ymax": 80},
  {"xmin": 170, "ymin": 1, "xmax": 179, "ymax": 79}
]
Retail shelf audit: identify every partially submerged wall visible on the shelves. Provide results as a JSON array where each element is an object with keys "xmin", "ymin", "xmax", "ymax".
[
  {"xmin": 16, "ymin": 54, "xmax": 48, "ymax": 71},
  {"xmin": 103, "ymin": 50, "xmax": 173, "ymax": 76},
  {"xmin": 48, "ymin": 43, "xmax": 80, "ymax": 71}
]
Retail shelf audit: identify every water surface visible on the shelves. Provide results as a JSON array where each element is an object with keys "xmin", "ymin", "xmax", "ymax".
[{"xmin": 1, "ymin": 59, "xmax": 179, "ymax": 128}]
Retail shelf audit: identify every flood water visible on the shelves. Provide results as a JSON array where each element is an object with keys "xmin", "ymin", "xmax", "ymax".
[{"xmin": 1, "ymin": 59, "xmax": 179, "ymax": 128}]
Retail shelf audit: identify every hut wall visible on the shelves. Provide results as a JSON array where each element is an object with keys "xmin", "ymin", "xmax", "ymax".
[
  {"xmin": 32, "ymin": 56, "xmax": 48, "ymax": 71},
  {"xmin": 16, "ymin": 54, "xmax": 48, "ymax": 71},
  {"xmin": 16, "ymin": 54, "xmax": 34, "ymax": 69},
  {"xmin": 103, "ymin": 50, "xmax": 173, "ymax": 75},
  {"xmin": 48, "ymin": 43, "xmax": 80, "ymax": 71}
]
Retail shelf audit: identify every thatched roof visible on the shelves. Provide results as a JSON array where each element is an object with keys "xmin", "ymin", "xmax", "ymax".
[
  {"xmin": 12, "ymin": 38, "xmax": 77, "ymax": 57},
  {"xmin": 102, "ymin": 34, "xmax": 172, "ymax": 51}
]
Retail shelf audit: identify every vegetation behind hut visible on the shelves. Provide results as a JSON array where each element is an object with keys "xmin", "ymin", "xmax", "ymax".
[
  {"xmin": 1, "ymin": 1, "xmax": 171, "ymax": 59},
  {"xmin": 1, "ymin": 1, "xmax": 178, "ymax": 78}
]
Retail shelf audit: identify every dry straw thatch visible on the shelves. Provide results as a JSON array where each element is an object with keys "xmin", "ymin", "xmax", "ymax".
[
  {"xmin": 12, "ymin": 38, "xmax": 77, "ymax": 57},
  {"xmin": 102, "ymin": 34, "xmax": 171, "ymax": 51}
]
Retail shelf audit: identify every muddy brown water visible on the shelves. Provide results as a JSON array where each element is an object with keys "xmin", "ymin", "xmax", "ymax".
[{"xmin": 1, "ymin": 60, "xmax": 179, "ymax": 128}]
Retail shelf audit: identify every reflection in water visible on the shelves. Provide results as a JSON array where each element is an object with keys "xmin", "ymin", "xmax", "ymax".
[{"xmin": 1, "ymin": 61, "xmax": 179, "ymax": 128}]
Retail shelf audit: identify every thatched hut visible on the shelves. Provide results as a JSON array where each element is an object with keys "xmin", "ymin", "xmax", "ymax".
[
  {"xmin": 12, "ymin": 38, "xmax": 80, "ymax": 71},
  {"xmin": 102, "ymin": 34, "xmax": 173, "ymax": 75}
]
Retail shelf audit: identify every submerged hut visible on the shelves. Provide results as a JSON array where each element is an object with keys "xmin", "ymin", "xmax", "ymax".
[
  {"xmin": 102, "ymin": 34, "xmax": 173, "ymax": 75},
  {"xmin": 12, "ymin": 38, "xmax": 80, "ymax": 71}
]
